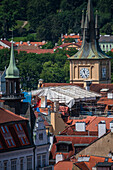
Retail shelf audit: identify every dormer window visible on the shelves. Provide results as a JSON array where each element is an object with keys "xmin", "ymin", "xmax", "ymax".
[
  {"xmin": 56, "ymin": 141, "xmax": 72, "ymax": 152},
  {"xmin": 14, "ymin": 123, "xmax": 29, "ymax": 145},
  {"xmin": 0, "ymin": 125, "xmax": 16, "ymax": 148}
]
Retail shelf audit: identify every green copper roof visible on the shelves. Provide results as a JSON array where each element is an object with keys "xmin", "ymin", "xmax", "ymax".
[
  {"xmin": 5, "ymin": 42, "xmax": 19, "ymax": 78},
  {"xmin": 69, "ymin": 0, "xmax": 111, "ymax": 60}
]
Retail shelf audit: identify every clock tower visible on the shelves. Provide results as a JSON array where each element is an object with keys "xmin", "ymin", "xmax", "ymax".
[{"xmin": 69, "ymin": 0, "xmax": 111, "ymax": 84}]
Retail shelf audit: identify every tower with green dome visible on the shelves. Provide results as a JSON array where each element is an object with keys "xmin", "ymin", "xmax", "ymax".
[{"xmin": 1, "ymin": 42, "xmax": 23, "ymax": 114}]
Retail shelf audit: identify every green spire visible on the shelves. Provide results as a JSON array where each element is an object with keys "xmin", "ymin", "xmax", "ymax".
[{"xmin": 5, "ymin": 42, "xmax": 19, "ymax": 78}]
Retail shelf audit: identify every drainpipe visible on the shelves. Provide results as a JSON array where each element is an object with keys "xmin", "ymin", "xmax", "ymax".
[{"xmin": 33, "ymin": 146, "xmax": 36, "ymax": 170}]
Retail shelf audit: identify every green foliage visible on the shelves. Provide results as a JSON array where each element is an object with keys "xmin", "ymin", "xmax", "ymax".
[
  {"xmin": 0, "ymin": 0, "xmax": 113, "ymax": 40},
  {"xmin": 0, "ymin": 48, "xmax": 72, "ymax": 89},
  {"xmin": 42, "ymin": 42, "xmax": 54, "ymax": 49}
]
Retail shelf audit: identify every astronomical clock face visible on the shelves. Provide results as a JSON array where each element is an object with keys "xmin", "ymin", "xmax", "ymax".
[{"xmin": 80, "ymin": 68, "xmax": 89, "ymax": 78}]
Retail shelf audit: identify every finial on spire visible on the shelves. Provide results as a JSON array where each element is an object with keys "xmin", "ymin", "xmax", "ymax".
[
  {"xmin": 5, "ymin": 39, "xmax": 19, "ymax": 79},
  {"xmin": 84, "ymin": 11, "xmax": 89, "ymax": 40},
  {"xmin": 81, "ymin": 9, "xmax": 85, "ymax": 39},
  {"xmin": 95, "ymin": 10, "xmax": 99, "ymax": 40}
]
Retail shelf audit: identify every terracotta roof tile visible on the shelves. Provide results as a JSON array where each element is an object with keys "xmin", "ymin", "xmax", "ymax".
[
  {"xmin": 17, "ymin": 49, "xmax": 54, "ymax": 54},
  {"xmin": 0, "ymin": 107, "xmax": 28, "ymax": 124},
  {"xmin": 75, "ymin": 155, "xmax": 113, "ymax": 170},
  {"xmin": 54, "ymin": 161, "xmax": 74, "ymax": 170},
  {"xmin": 51, "ymin": 136, "xmax": 97, "ymax": 159},
  {"xmin": 90, "ymin": 84, "xmax": 113, "ymax": 94},
  {"xmin": 43, "ymin": 83, "xmax": 84, "ymax": 88}
]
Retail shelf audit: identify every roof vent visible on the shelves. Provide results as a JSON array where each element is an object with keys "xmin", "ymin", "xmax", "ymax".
[{"xmin": 20, "ymin": 41, "xmax": 23, "ymax": 44}]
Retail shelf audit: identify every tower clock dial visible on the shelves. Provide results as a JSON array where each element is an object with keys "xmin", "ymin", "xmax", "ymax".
[{"xmin": 80, "ymin": 68, "xmax": 89, "ymax": 78}]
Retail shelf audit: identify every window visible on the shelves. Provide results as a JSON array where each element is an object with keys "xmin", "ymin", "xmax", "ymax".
[
  {"xmin": 11, "ymin": 159, "xmax": 17, "ymax": 170},
  {"xmin": 37, "ymin": 155, "xmax": 41, "ymax": 168},
  {"xmin": 102, "ymin": 67, "xmax": 106, "ymax": 78},
  {"xmin": 4, "ymin": 161, "xmax": 8, "ymax": 170},
  {"xmin": 42, "ymin": 154, "xmax": 46, "ymax": 167},
  {"xmin": 27, "ymin": 156, "xmax": 32, "ymax": 170},
  {"xmin": 39, "ymin": 133, "xmax": 43, "ymax": 140},
  {"xmin": 1, "ymin": 126, "xmax": 5, "ymax": 133},
  {"xmin": 14, "ymin": 124, "xmax": 29, "ymax": 145},
  {"xmin": 0, "ymin": 142, "xmax": 2, "ymax": 149},
  {"xmin": 0, "ymin": 126, "xmax": 15, "ymax": 148},
  {"xmin": 21, "ymin": 137, "xmax": 25, "ymax": 145},
  {"xmin": 20, "ymin": 158, "xmax": 24, "ymax": 170},
  {"xmin": 56, "ymin": 143, "xmax": 70, "ymax": 152},
  {"xmin": 15, "ymin": 124, "xmax": 23, "ymax": 131}
]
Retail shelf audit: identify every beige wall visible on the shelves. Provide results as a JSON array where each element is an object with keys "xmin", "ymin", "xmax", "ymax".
[
  {"xmin": 51, "ymin": 112, "xmax": 67, "ymax": 135},
  {"xmin": 75, "ymin": 132, "xmax": 113, "ymax": 158},
  {"xmin": 70, "ymin": 59, "xmax": 111, "ymax": 84}
]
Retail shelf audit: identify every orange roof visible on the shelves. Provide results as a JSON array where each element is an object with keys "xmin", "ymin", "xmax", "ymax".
[
  {"xmin": 54, "ymin": 43, "xmax": 81, "ymax": 49},
  {"xmin": 97, "ymin": 97, "xmax": 113, "ymax": 105},
  {"xmin": 86, "ymin": 116, "xmax": 113, "ymax": 132},
  {"xmin": 68, "ymin": 116, "xmax": 96, "ymax": 126},
  {"xmin": 75, "ymin": 155, "xmax": 113, "ymax": 170},
  {"xmin": 15, "ymin": 41, "xmax": 46, "ymax": 46},
  {"xmin": 0, "ymin": 107, "xmax": 28, "ymax": 123},
  {"xmin": 63, "ymin": 35, "xmax": 80, "ymax": 39},
  {"xmin": 17, "ymin": 49, "xmax": 54, "ymax": 54},
  {"xmin": 43, "ymin": 83, "xmax": 84, "ymax": 88},
  {"xmin": 54, "ymin": 161, "xmax": 74, "ymax": 170},
  {"xmin": 111, "ymin": 48, "xmax": 113, "ymax": 52},
  {"xmin": 51, "ymin": 135, "xmax": 97, "ymax": 160}
]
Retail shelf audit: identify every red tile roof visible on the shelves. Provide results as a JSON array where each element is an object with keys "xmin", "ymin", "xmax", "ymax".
[
  {"xmin": 43, "ymin": 83, "xmax": 84, "ymax": 88},
  {"xmin": 54, "ymin": 161, "xmax": 74, "ymax": 170},
  {"xmin": 17, "ymin": 49, "xmax": 54, "ymax": 54},
  {"xmin": 54, "ymin": 43, "xmax": 81, "ymax": 50},
  {"xmin": 97, "ymin": 97, "xmax": 113, "ymax": 105},
  {"xmin": 111, "ymin": 48, "xmax": 113, "ymax": 52},
  {"xmin": 75, "ymin": 155, "xmax": 113, "ymax": 170},
  {"xmin": 90, "ymin": 84, "xmax": 113, "ymax": 94},
  {"xmin": 0, "ymin": 107, "xmax": 28, "ymax": 124},
  {"xmin": 66, "ymin": 116, "xmax": 113, "ymax": 132},
  {"xmin": 63, "ymin": 35, "xmax": 80, "ymax": 39},
  {"xmin": 0, "ymin": 40, "xmax": 17, "ymax": 48},
  {"xmin": 15, "ymin": 41, "xmax": 46, "ymax": 46},
  {"xmin": 51, "ymin": 135, "xmax": 97, "ymax": 160}
]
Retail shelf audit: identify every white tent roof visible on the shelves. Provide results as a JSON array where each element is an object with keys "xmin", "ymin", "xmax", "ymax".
[{"xmin": 31, "ymin": 85, "xmax": 101, "ymax": 108}]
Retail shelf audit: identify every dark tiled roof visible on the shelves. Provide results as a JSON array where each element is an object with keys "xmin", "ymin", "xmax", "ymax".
[
  {"xmin": 99, "ymin": 36, "xmax": 113, "ymax": 43},
  {"xmin": 90, "ymin": 84, "xmax": 113, "ymax": 94},
  {"xmin": 43, "ymin": 83, "xmax": 84, "ymax": 88}
]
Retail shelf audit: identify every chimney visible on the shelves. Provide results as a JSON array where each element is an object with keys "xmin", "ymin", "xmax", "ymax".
[
  {"xmin": 75, "ymin": 122, "xmax": 86, "ymax": 132},
  {"xmin": 41, "ymin": 96, "xmax": 47, "ymax": 108},
  {"xmin": 54, "ymin": 101, "xmax": 59, "ymax": 113},
  {"xmin": 38, "ymin": 79, "xmax": 44, "ymax": 89},
  {"xmin": 98, "ymin": 121, "xmax": 106, "ymax": 138},
  {"xmin": 56, "ymin": 153, "xmax": 64, "ymax": 163},
  {"xmin": 84, "ymin": 80, "xmax": 92, "ymax": 91}
]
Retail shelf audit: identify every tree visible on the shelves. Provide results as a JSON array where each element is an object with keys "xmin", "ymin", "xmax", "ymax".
[{"xmin": 0, "ymin": 0, "xmax": 20, "ymax": 38}]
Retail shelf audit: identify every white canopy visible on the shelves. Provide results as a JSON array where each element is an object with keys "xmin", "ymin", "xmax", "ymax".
[{"xmin": 31, "ymin": 85, "xmax": 101, "ymax": 108}]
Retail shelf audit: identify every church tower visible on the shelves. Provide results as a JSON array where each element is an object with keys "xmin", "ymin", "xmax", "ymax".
[
  {"xmin": 1, "ymin": 42, "xmax": 23, "ymax": 114},
  {"xmin": 69, "ymin": 0, "xmax": 111, "ymax": 84}
]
